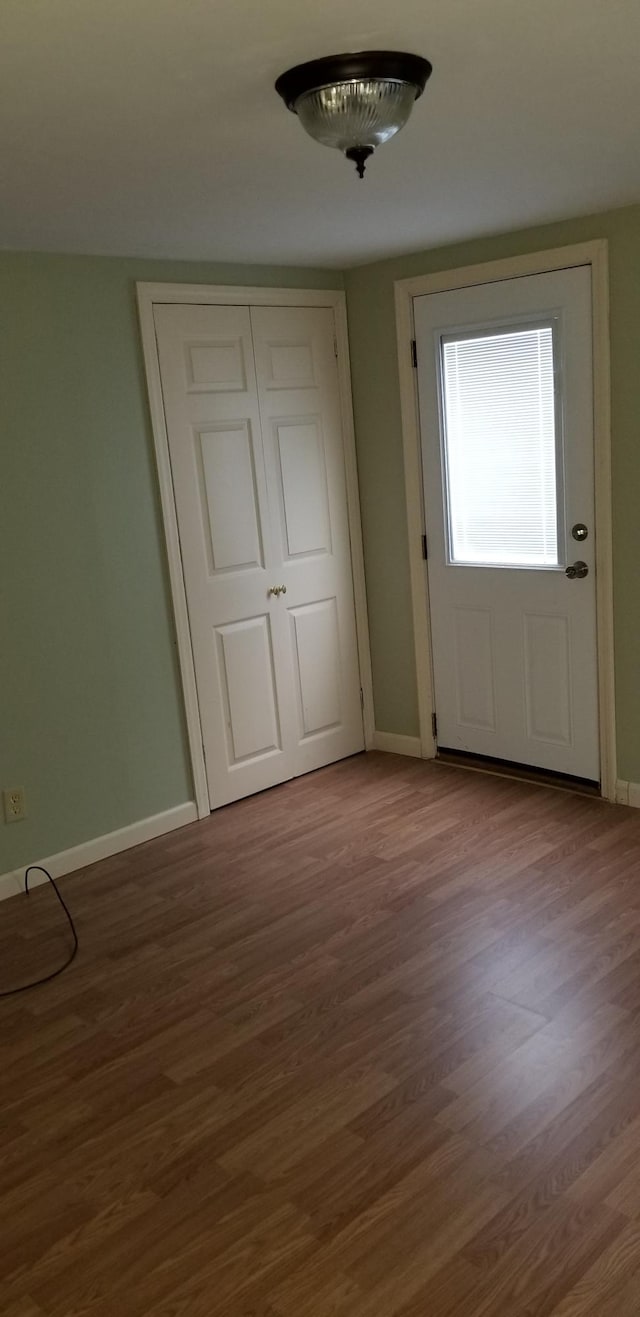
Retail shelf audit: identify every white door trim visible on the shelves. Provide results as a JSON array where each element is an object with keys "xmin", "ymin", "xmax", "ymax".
[
  {"xmin": 394, "ymin": 241, "xmax": 616, "ymax": 801},
  {"xmin": 137, "ymin": 282, "xmax": 374, "ymax": 818}
]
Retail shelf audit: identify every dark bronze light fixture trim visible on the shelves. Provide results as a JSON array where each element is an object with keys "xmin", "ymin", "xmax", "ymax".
[{"xmin": 275, "ymin": 51, "xmax": 432, "ymax": 110}]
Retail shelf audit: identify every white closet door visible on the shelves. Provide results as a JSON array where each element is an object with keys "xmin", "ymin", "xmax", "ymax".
[
  {"xmin": 251, "ymin": 306, "xmax": 364, "ymax": 776},
  {"xmin": 154, "ymin": 301, "xmax": 364, "ymax": 810},
  {"xmin": 155, "ymin": 304, "xmax": 297, "ymax": 806}
]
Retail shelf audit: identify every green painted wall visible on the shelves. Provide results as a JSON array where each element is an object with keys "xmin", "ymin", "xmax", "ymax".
[
  {"xmin": 345, "ymin": 203, "xmax": 640, "ymax": 781},
  {"xmin": 0, "ymin": 253, "xmax": 341, "ymax": 872}
]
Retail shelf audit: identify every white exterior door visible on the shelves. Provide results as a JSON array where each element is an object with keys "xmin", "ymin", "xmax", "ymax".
[
  {"xmin": 154, "ymin": 302, "xmax": 364, "ymax": 808},
  {"xmin": 415, "ymin": 266, "xmax": 600, "ymax": 781}
]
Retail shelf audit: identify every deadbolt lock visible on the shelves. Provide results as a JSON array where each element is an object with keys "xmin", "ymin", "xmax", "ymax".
[{"xmin": 572, "ymin": 523, "xmax": 588, "ymax": 542}]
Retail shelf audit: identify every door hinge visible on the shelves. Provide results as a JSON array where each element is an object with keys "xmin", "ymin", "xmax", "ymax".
[
  {"xmin": 421, "ymin": 533, "xmax": 428, "ymax": 560},
  {"xmin": 333, "ymin": 334, "xmax": 338, "ymax": 360},
  {"xmin": 411, "ymin": 339, "xmax": 418, "ymax": 368},
  {"xmin": 431, "ymin": 711, "xmax": 438, "ymax": 740},
  {"xmin": 360, "ymin": 686, "xmax": 365, "ymax": 711}
]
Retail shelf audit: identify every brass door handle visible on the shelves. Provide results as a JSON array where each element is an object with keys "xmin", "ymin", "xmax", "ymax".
[{"xmin": 268, "ymin": 585, "xmax": 287, "ymax": 597}]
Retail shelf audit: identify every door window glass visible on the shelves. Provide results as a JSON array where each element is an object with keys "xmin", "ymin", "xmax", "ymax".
[{"xmin": 440, "ymin": 323, "xmax": 561, "ymax": 567}]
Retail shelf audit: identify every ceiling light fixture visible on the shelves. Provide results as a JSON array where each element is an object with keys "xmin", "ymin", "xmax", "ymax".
[{"xmin": 275, "ymin": 50, "xmax": 432, "ymax": 178}]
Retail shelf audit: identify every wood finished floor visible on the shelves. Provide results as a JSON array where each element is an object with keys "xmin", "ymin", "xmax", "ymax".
[{"xmin": 4, "ymin": 753, "xmax": 640, "ymax": 1314}]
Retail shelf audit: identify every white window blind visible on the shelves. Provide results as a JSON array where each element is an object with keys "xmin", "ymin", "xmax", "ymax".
[{"xmin": 440, "ymin": 324, "xmax": 560, "ymax": 567}]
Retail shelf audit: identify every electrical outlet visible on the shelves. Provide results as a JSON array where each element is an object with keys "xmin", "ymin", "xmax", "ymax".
[{"xmin": 3, "ymin": 787, "xmax": 27, "ymax": 823}]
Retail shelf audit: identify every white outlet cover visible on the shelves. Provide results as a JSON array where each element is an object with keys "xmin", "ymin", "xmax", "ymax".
[{"xmin": 3, "ymin": 787, "xmax": 26, "ymax": 823}]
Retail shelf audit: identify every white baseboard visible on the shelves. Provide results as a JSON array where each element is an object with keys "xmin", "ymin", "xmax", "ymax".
[
  {"xmin": 0, "ymin": 802, "xmax": 198, "ymax": 903},
  {"xmin": 615, "ymin": 780, "xmax": 640, "ymax": 808},
  {"xmin": 371, "ymin": 731, "xmax": 423, "ymax": 759}
]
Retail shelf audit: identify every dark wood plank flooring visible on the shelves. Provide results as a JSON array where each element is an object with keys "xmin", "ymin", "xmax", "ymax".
[{"xmin": 3, "ymin": 752, "xmax": 640, "ymax": 1314}]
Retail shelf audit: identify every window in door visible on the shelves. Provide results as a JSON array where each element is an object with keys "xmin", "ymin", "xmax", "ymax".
[{"xmin": 439, "ymin": 322, "xmax": 564, "ymax": 569}]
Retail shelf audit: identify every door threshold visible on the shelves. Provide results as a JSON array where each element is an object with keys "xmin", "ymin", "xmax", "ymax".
[{"xmin": 435, "ymin": 748, "xmax": 601, "ymax": 797}]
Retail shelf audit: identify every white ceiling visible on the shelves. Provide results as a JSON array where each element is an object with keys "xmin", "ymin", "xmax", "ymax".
[{"xmin": 2, "ymin": 0, "xmax": 639, "ymax": 268}]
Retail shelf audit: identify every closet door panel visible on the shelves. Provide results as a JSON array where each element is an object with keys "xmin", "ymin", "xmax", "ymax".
[
  {"xmin": 154, "ymin": 304, "xmax": 296, "ymax": 806},
  {"xmin": 251, "ymin": 305, "xmax": 365, "ymax": 776}
]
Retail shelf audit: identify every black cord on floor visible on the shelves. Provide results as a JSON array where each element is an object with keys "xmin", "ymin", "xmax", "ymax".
[{"xmin": 0, "ymin": 866, "xmax": 79, "ymax": 997}]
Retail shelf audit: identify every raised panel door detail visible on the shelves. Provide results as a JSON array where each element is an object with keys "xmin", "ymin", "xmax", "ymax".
[
  {"xmin": 276, "ymin": 419, "xmax": 332, "ymax": 558},
  {"xmin": 215, "ymin": 616, "xmax": 281, "ymax": 764},
  {"xmin": 290, "ymin": 599, "xmax": 342, "ymax": 738},
  {"xmin": 184, "ymin": 339, "xmax": 246, "ymax": 392},
  {"xmin": 265, "ymin": 341, "xmax": 316, "ymax": 390},
  {"xmin": 524, "ymin": 614, "xmax": 572, "ymax": 746},
  {"xmin": 196, "ymin": 423, "xmax": 263, "ymax": 573},
  {"xmin": 453, "ymin": 608, "xmax": 497, "ymax": 731}
]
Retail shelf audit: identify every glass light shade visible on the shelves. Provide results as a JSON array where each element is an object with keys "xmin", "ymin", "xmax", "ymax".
[{"xmin": 295, "ymin": 78, "xmax": 417, "ymax": 152}]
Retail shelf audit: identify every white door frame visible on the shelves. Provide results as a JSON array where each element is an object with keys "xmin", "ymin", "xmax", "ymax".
[
  {"xmin": 394, "ymin": 240, "xmax": 617, "ymax": 801},
  {"xmin": 137, "ymin": 282, "xmax": 375, "ymax": 818}
]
